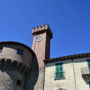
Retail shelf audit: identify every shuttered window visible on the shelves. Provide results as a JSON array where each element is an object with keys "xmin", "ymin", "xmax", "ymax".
[
  {"xmin": 87, "ymin": 59, "xmax": 90, "ymax": 88},
  {"xmin": 87, "ymin": 59, "xmax": 90, "ymax": 72},
  {"xmin": 89, "ymin": 82, "xmax": 90, "ymax": 89},
  {"xmin": 55, "ymin": 63, "xmax": 64, "ymax": 80}
]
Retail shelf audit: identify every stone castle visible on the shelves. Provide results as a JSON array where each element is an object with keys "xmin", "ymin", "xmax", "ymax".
[{"xmin": 0, "ymin": 24, "xmax": 90, "ymax": 90}]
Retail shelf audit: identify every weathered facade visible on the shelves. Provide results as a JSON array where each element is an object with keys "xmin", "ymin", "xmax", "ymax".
[
  {"xmin": 0, "ymin": 24, "xmax": 90, "ymax": 90},
  {"xmin": 45, "ymin": 54, "xmax": 90, "ymax": 90}
]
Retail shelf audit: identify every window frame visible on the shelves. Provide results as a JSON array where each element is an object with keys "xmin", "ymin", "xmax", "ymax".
[{"xmin": 55, "ymin": 62, "xmax": 65, "ymax": 80}]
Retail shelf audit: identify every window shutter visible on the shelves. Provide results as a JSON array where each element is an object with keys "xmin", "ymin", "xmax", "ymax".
[
  {"xmin": 55, "ymin": 63, "xmax": 64, "ymax": 79},
  {"xmin": 87, "ymin": 59, "xmax": 90, "ymax": 72}
]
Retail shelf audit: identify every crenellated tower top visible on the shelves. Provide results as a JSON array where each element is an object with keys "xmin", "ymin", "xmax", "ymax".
[{"xmin": 32, "ymin": 24, "xmax": 53, "ymax": 39}]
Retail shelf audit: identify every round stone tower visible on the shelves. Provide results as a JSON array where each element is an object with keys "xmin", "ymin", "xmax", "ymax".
[{"xmin": 0, "ymin": 41, "xmax": 35, "ymax": 90}]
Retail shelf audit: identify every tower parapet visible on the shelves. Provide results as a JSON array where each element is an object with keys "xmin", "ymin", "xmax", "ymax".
[{"xmin": 32, "ymin": 24, "xmax": 53, "ymax": 39}]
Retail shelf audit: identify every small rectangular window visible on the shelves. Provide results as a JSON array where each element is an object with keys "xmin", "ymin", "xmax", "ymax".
[
  {"xmin": 17, "ymin": 49, "xmax": 23, "ymax": 55},
  {"xmin": 55, "ymin": 63, "xmax": 64, "ymax": 80}
]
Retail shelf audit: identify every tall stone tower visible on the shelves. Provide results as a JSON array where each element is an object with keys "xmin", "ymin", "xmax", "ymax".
[{"xmin": 32, "ymin": 24, "xmax": 53, "ymax": 90}]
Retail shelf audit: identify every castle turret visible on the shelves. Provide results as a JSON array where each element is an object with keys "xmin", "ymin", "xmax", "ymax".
[{"xmin": 0, "ymin": 41, "xmax": 35, "ymax": 90}]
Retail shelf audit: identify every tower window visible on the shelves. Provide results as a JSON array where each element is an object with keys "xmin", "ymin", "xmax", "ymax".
[
  {"xmin": 17, "ymin": 49, "xmax": 23, "ymax": 55},
  {"xmin": 16, "ymin": 80, "xmax": 22, "ymax": 86},
  {"xmin": 55, "ymin": 63, "xmax": 64, "ymax": 80}
]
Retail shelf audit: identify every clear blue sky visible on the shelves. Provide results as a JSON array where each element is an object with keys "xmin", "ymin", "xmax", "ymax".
[{"xmin": 0, "ymin": 0, "xmax": 90, "ymax": 58}]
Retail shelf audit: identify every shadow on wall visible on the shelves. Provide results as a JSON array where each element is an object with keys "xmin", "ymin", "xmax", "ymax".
[
  {"xmin": 0, "ymin": 56, "xmax": 39, "ymax": 90},
  {"xmin": 25, "ymin": 55, "xmax": 39, "ymax": 90},
  {"xmin": 0, "ymin": 59, "xmax": 28, "ymax": 90}
]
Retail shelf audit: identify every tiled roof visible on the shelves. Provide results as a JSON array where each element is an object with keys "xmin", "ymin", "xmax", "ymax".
[{"xmin": 45, "ymin": 53, "xmax": 90, "ymax": 63}]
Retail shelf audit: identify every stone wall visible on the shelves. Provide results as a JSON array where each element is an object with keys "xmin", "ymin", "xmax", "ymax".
[
  {"xmin": 0, "ymin": 42, "xmax": 35, "ymax": 90},
  {"xmin": 0, "ymin": 70, "xmax": 25, "ymax": 90},
  {"xmin": 0, "ymin": 44, "xmax": 34, "ymax": 69}
]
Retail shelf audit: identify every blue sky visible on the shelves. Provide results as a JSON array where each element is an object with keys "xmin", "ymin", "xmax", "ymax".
[{"xmin": 0, "ymin": 0, "xmax": 90, "ymax": 58}]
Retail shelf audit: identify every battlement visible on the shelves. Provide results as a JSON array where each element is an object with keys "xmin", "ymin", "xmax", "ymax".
[
  {"xmin": 32, "ymin": 24, "xmax": 53, "ymax": 39},
  {"xmin": 0, "ymin": 58, "xmax": 29, "ymax": 75}
]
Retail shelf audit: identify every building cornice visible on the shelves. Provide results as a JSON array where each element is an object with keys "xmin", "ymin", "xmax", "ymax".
[{"xmin": 44, "ymin": 53, "xmax": 90, "ymax": 63}]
